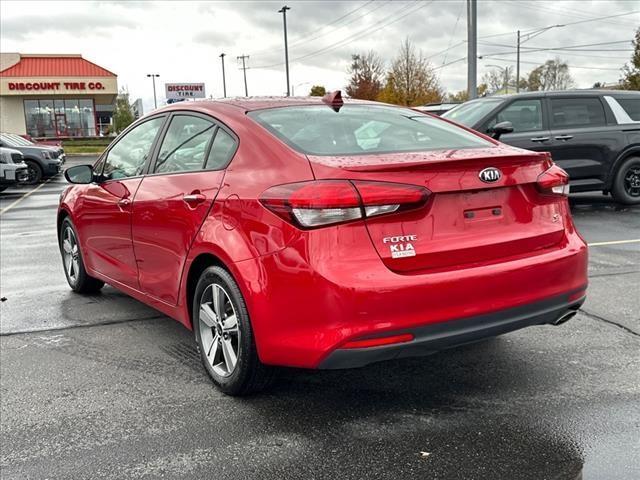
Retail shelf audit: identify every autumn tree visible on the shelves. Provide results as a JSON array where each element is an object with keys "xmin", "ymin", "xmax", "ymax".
[
  {"xmin": 481, "ymin": 66, "xmax": 516, "ymax": 93},
  {"xmin": 447, "ymin": 84, "xmax": 487, "ymax": 102},
  {"xmin": 309, "ymin": 85, "xmax": 326, "ymax": 96},
  {"xmin": 620, "ymin": 27, "xmax": 640, "ymax": 90},
  {"xmin": 345, "ymin": 51, "xmax": 385, "ymax": 100},
  {"xmin": 113, "ymin": 90, "xmax": 135, "ymax": 133},
  {"xmin": 526, "ymin": 58, "xmax": 575, "ymax": 91},
  {"xmin": 378, "ymin": 38, "xmax": 443, "ymax": 106}
]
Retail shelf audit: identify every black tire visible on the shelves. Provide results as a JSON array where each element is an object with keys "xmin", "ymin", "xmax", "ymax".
[
  {"xmin": 611, "ymin": 156, "xmax": 640, "ymax": 205},
  {"xmin": 59, "ymin": 218, "xmax": 105, "ymax": 294},
  {"xmin": 23, "ymin": 160, "xmax": 43, "ymax": 185},
  {"xmin": 193, "ymin": 266, "xmax": 274, "ymax": 396}
]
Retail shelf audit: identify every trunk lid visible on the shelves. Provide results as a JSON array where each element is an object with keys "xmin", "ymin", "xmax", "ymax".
[{"xmin": 307, "ymin": 146, "xmax": 566, "ymax": 272}]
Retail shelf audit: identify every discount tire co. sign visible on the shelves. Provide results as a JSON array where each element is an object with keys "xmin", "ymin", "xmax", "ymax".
[{"xmin": 165, "ymin": 83, "xmax": 206, "ymax": 100}]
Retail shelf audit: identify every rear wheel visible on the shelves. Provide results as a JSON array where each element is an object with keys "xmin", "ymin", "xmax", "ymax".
[
  {"xmin": 193, "ymin": 266, "xmax": 274, "ymax": 396},
  {"xmin": 59, "ymin": 218, "xmax": 104, "ymax": 293},
  {"xmin": 611, "ymin": 156, "xmax": 640, "ymax": 205},
  {"xmin": 24, "ymin": 160, "xmax": 43, "ymax": 185}
]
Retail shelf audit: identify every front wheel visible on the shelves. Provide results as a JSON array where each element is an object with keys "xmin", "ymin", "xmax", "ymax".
[
  {"xmin": 59, "ymin": 218, "xmax": 104, "ymax": 293},
  {"xmin": 193, "ymin": 266, "xmax": 274, "ymax": 396},
  {"xmin": 23, "ymin": 160, "xmax": 43, "ymax": 185},
  {"xmin": 611, "ymin": 156, "xmax": 640, "ymax": 205}
]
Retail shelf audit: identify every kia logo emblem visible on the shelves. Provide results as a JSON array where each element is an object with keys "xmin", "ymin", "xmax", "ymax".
[{"xmin": 479, "ymin": 167, "xmax": 502, "ymax": 183}]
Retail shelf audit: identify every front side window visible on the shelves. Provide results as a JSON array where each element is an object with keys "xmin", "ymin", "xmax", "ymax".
[
  {"xmin": 487, "ymin": 99, "xmax": 543, "ymax": 133},
  {"xmin": 250, "ymin": 105, "xmax": 492, "ymax": 156},
  {"xmin": 154, "ymin": 115, "xmax": 215, "ymax": 174},
  {"xmin": 102, "ymin": 117, "xmax": 164, "ymax": 180},
  {"xmin": 550, "ymin": 97, "xmax": 606, "ymax": 128}
]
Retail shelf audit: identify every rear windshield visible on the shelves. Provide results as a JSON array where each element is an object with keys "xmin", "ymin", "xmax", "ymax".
[{"xmin": 249, "ymin": 105, "xmax": 492, "ymax": 156}]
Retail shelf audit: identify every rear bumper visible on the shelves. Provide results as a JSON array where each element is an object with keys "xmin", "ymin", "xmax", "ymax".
[{"xmin": 319, "ymin": 292, "xmax": 585, "ymax": 369}]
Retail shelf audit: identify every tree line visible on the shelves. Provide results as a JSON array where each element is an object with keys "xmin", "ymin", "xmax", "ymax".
[{"xmin": 310, "ymin": 29, "xmax": 639, "ymax": 104}]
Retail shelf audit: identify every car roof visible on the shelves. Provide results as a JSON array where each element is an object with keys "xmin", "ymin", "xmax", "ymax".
[
  {"xmin": 158, "ymin": 96, "xmax": 387, "ymax": 114},
  {"xmin": 472, "ymin": 89, "xmax": 640, "ymax": 101}
]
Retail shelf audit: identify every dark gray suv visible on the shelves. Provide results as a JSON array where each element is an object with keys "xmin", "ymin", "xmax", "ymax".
[
  {"xmin": 443, "ymin": 90, "xmax": 640, "ymax": 204},
  {"xmin": 0, "ymin": 133, "xmax": 65, "ymax": 184}
]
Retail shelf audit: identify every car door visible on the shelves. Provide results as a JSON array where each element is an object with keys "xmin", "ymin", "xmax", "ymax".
[
  {"xmin": 132, "ymin": 113, "xmax": 238, "ymax": 305},
  {"xmin": 76, "ymin": 116, "xmax": 166, "ymax": 288},
  {"xmin": 480, "ymin": 97, "xmax": 551, "ymax": 152},
  {"xmin": 545, "ymin": 96, "xmax": 621, "ymax": 189}
]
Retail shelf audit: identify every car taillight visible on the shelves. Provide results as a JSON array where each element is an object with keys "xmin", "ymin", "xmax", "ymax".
[
  {"xmin": 536, "ymin": 164, "xmax": 570, "ymax": 196},
  {"xmin": 260, "ymin": 180, "xmax": 430, "ymax": 229}
]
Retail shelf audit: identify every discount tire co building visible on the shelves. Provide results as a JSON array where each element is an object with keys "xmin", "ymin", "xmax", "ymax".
[{"xmin": 0, "ymin": 53, "xmax": 117, "ymax": 138}]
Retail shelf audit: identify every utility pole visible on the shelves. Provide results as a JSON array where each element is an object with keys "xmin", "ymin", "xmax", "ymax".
[
  {"xmin": 237, "ymin": 55, "xmax": 249, "ymax": 97},
  {"xmin": 146, "ymin": 73, "xmax": 160, "ymax": 109},
  {"xmin": 516, "ymin": 30, "xmax": 521, "ymax": 92},
  {"xmin": 516, "ymin": 24, "xmax": 565, "ymax": 92},
  {"xmin": 219, "ymin": 53, "xmax": 227, "ymax": 98},
  {"xmin": 279, "ymin": 5, "xmax": 291, "ymax": 96},
  {"xmin": 466, "ymin": 0, "xmax": 477, "ymax": 99}
]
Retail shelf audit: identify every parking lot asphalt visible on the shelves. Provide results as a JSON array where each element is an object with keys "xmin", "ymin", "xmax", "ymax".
[{"xmin": 1, "ymin": 156, "xmax": 638, "ymax": 480}]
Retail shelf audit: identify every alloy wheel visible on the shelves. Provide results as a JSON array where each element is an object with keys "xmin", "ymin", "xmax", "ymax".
[
  {"xmin": 62, "ymin": 226, "xmax": 80, "ymax": 285},
  {"xmin": 623, "ymin": 166, "xmax": 640, "ymax": 197},
  {"xmin": 198, "ymin": 283, "xmax": 240, "ymax": 377}
]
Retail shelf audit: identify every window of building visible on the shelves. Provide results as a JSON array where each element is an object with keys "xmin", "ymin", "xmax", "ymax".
[
  {"xmin": 550, "ymin": 97, "xmax": 606, "ymax": 128},
  {"xmin": 23, "ymin": 99, "xmax": 97, "ymax": 138}
]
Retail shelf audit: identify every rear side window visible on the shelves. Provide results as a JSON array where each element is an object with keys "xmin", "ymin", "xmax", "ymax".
[
  {"xmin": 550, "ymin": 97, "xmax": 606, "ymax": 128},
  {"xmin": 249, "ymin": 105, "xmax": 492, "ymax": 156},
  {"xmin": 155, "ymin": 115, "xmax": 215, "ymax": 174},
  {"xmin": 616, "ymin": 98, "xmax": 640, "ymax": 121},
  {"xmin": 487, "ymin": 99, "xmax": 543, "ymax": 133},
  {"xmin": 205, "ymin": 129, "xmax": 237, "ymax": 170}
]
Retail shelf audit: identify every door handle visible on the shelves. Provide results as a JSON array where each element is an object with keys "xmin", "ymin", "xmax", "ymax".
[
  {"xmin": 555, "ymin": 135, "xmax": 573, "ymax": 141},
  {"xmin": 530, "ymin": 136, "xmax": 550, "ymax": 142},
  {"xmin": 117, "ymin": 198, "xmax": 131, "ymax": 207},
  {"xmin": 183, "ymin": 193, "xmax": 206, "ymax": 205}
]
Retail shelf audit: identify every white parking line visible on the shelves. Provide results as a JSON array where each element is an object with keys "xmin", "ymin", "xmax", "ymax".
[
  {"xmin": 588, "ymin": 239, "xmax": 640, "ymax": 247},
  {"xmin": 0, "ymin": 178, "xmax": 53, "ymax": 216}
]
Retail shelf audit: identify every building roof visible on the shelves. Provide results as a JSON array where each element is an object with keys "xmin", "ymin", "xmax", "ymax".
[{"xmin": 0, "ymin": 54, "xmax": 116, "ymax": 77}]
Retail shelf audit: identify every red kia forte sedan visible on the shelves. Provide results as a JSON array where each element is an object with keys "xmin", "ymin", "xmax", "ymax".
[{"xmin": 59, "ymin": 93, "xmax": 588, "ymax": 395}]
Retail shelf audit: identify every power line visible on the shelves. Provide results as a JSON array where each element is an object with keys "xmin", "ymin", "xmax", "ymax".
[
  {"xmin": 505, "ymin": 2, "xmax": 639, "ymax": 28},
  {"xmin": 442, "ymin": 0, "xmax": 465, "ymax": 65},
  {"xmin": 251, "ymin": 0, "xmax": 432, "ymax": 70},
  {"xmin": 478, "ymin": 10, "xmax": 639, "ymax": 40},
  {"xmin": 479, "ymin": 40, "xmax": 633, "ymax": 57},
  {"xmin": 480, "ymin": 56, "xmax": 622, "ymax": 71}
]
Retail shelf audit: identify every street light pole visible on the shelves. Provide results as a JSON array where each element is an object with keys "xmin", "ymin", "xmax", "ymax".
[
  {"xmin": 516, "ymin": 30, "xmax": 520, "ymax": 92},
  {"xmin": 219, "ymin": 53, "xmax": 227, "ymax": 98},
  {"xmin": 146, "ymin": 74, "xmax": 160, "ymax": 109},
  {"xmin": 279, "ymin": 5, "xmax": 291, "ymax": 97}
]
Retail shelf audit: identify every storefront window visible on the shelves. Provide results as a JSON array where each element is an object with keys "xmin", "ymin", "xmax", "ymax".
[{"xmin": 24, "ymin": 99, "xmax": 97, "ymax": 138}]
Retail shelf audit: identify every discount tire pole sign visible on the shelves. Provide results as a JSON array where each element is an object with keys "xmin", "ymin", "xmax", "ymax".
[{"xmin": 165, "ymin": 83, "xmax": 206, "ymax": 99}]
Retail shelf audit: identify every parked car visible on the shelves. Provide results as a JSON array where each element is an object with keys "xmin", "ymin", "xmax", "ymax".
[
  {"xmin": 59, "ymin": 94, "xmax": 588, "ymax": 395},
  {"xmin": 19, "ymin": 134, "xmax": 63, "ymax": 148},
  {"xmin": 0, "ymin": 133, "xmax": 65, "ymax": 184},
  {"xmin": 413, "ymin": 102, "xmax": 461, "ymax": 116},
  {"xmin": 0, "ymin": 147, "xmax": 29, "ymax": 191},
  {"xmin": 443, "ymin": 90, "xmax": 640, "ymax": 204}
]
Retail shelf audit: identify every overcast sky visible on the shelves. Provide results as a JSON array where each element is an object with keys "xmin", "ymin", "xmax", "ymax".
[{"xmin": 1, "ymin": 0, "xmax": 638, "ymax": 113}]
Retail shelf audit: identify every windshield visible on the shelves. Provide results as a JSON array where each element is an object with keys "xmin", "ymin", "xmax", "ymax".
[
  {"xmin": 8, "ymin": 134, "xmax": 33, "ymax": 146},
  {"xmin": 442, "ymin": 98, "xmax": 503, "ymax": 127},
  {"xmin": 249, "ymin": 105, "xmax": 492, "ymax": 156},
  {"xmin": 0, "ymin": 134, "xmax": 20, "ymax": 147}
]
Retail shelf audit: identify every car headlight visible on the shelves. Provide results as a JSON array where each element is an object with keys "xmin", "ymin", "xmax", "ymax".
[{"xmin": 41, "ymin": 150, "xmax": 52, "ymax": 159}]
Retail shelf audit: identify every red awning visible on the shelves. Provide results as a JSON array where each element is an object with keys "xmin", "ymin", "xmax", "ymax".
[{"xmin": 0, "ymin": 55, "xmax": 116, "ymax": 77}]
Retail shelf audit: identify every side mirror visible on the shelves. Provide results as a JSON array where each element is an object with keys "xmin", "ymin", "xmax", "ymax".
[
  {"xmin": 64, "ymin": 164, "xmax": 93, "ymax": 184},
  {"xmin": 487, "ymin": 121, "xmax": 514, "ymax": 140}
]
